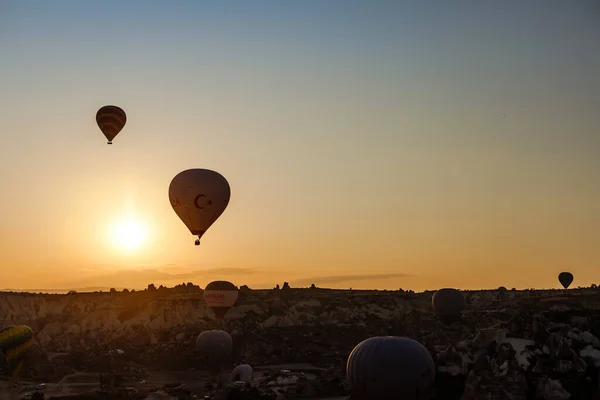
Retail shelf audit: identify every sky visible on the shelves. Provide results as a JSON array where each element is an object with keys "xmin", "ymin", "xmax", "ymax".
[{"xmin": 0, "ymin": 1, "xmax": 599, "ymax": 292}]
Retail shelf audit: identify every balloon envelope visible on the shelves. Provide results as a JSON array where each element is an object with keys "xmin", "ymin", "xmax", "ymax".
[
  {"xmin": 346, "ymin": 336, "xmax": 435, "ymax": 400},
  {"xmin": 204, "ymin": 281, "xmax": 239, "ymax": 319},
  {"xmin": 432, "ymin": 288, "xmax": 465, "ymax": 324},
  {"xmin": 0, "ymin": 325, "xmax": 34, "ymax": 378},
  {"xmin": 196, "ymin": 330, "xmax": 233, "ymax": 373},
  {"xmin": 169, "ymin": 169, "xmax": 231, "ymax": 241},
  {"xmin": 231, "ymin": 364, "xmax": 253, "ymax": 383},
  {"xmin": 96, "ymin": 105, "xmax": 126, "ymax": 143},
  {"xmin": 558, "ymin": 272, "xmax": 574, "ymax": 289}
]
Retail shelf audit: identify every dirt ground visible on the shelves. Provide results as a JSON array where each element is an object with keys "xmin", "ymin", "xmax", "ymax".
[
  {"xmin": 1, "ymin": 364, "xmax": 342, "ymax": 399},
  {"xmin": 0, "ymin": 369, "xmax": 212, "ymax": 398}
]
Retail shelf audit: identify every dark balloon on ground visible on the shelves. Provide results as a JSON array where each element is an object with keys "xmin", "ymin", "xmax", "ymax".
[
  {"xmin": 196, "ymin": 330, "xmax": 233, "ymax": 373},
  {"xmin": 432, "ymin": 288, "xmax": 465, "ymax": 324},
  {"xmin": 346, "ymin": 336, "xmax": 435, "ymax": 400}
]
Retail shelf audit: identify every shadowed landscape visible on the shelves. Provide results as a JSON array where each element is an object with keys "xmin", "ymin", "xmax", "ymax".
[
  {"xmin": 2, "ymin": 1, "xmax": 599, "ymax": 399},
  {"xmin": 2, "ymin": 283, "xmax": 600, "ymax": 399}
]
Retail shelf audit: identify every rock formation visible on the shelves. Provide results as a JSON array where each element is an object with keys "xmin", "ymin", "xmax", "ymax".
[{"xmin": 2, "ymin": 285, "xmax": 600, "ymax": 399}]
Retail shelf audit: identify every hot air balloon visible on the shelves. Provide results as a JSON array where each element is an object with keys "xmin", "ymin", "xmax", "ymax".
[
  {"xmin": 204, "ymin": 281, "xmax": 238, "ymax": 319},
  {"xmin": 96, "ymin": 105, "xmax": 127, "ymax": 144},
  {"xmin": 169, "ymin": 169, "xmax": 231, "ymax": 246},
  {"xmin": 196, "ymin": 330, "xmax": 233, "ymax": 373},
  {"xmin": 497, "ymin": 286, "xmax": 508, "ymax": 300},
  {"xmin": 231, "ymin": 364, "xmax": 253, "ymax": 383},
  {"xmin": 346, "ymin": 336, "xmax": 435, "ymax": 400},
  {"xmin": 0, "ymin": 325, "xmax": 34, "ymax": 378},
  {"xmin": 432, "ymin": 288, "xmax": 465, "ymax": 324},
  {"xmin": 558, "ymin": 272, "xmax": 574, "ymax": 289}
]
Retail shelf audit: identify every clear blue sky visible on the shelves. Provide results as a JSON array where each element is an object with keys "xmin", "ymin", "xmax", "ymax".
[{"xmin": 0, "ymin": 1, "xmax": 599, "ymax": 291}]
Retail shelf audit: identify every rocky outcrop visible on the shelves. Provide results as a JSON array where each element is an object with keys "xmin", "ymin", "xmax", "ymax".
[{"xmin": 2, "ymin": 286, "xmax": 600, "ymax": 399}]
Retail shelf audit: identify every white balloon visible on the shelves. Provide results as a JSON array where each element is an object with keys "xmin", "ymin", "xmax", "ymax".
[
  {"xmin": 169, "ymin": 169, "xmax": 231, "ymax": 240},
  {"xmin": 231, "ymin": 364, "xmax": 253, "ymax": 383}
]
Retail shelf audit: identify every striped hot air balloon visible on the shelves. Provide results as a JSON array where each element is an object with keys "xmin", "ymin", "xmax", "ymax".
[
  {"xmin": 96, "ymin": 105, "xmax": 127, "ymax": 144},
  {"xmin": 0, "ymin": 325, "xmax": 34, "ymax": 379}
]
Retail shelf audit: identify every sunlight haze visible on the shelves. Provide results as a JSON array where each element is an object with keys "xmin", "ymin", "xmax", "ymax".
[{"xmin": 1, "ymin": 1, "xmax": 599, "ymax": 292}]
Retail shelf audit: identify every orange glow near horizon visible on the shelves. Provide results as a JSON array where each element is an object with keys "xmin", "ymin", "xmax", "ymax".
[{"xmin": 0, "ymin": 2, "xmax": 599, "ymax": 293}]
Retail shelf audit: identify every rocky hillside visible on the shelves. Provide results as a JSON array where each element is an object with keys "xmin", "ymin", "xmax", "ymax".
[{"xmin": 2, "ymin": 284, "xmax": 600, "ymax": 399}]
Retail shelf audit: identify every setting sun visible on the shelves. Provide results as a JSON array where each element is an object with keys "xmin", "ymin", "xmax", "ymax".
[{"xmin": 109, "ymin": 217, "xmax": 149, "ymax": 252}]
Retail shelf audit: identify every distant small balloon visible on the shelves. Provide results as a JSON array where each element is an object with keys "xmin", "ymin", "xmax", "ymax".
[
  {"xmin": 346, "ymin": 336, "xmax": 435, "ymax": 400},
  {"xmin": 96, "ymin": 105, "xmax": 126, "ymax": 144},
  {"xmin": 558, "ymin": 272, "xmax": 574, "ymax": 289}
]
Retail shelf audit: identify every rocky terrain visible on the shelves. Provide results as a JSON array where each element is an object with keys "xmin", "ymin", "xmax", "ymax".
[{"xmin": 2, "ymin": 283, "xmax": 600, "ymax": 399}]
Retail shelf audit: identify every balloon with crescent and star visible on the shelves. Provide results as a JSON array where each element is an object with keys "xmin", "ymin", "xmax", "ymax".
[{"xmin": 168, "ymin": 169, "xmax": 231, "ymax": 246}]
